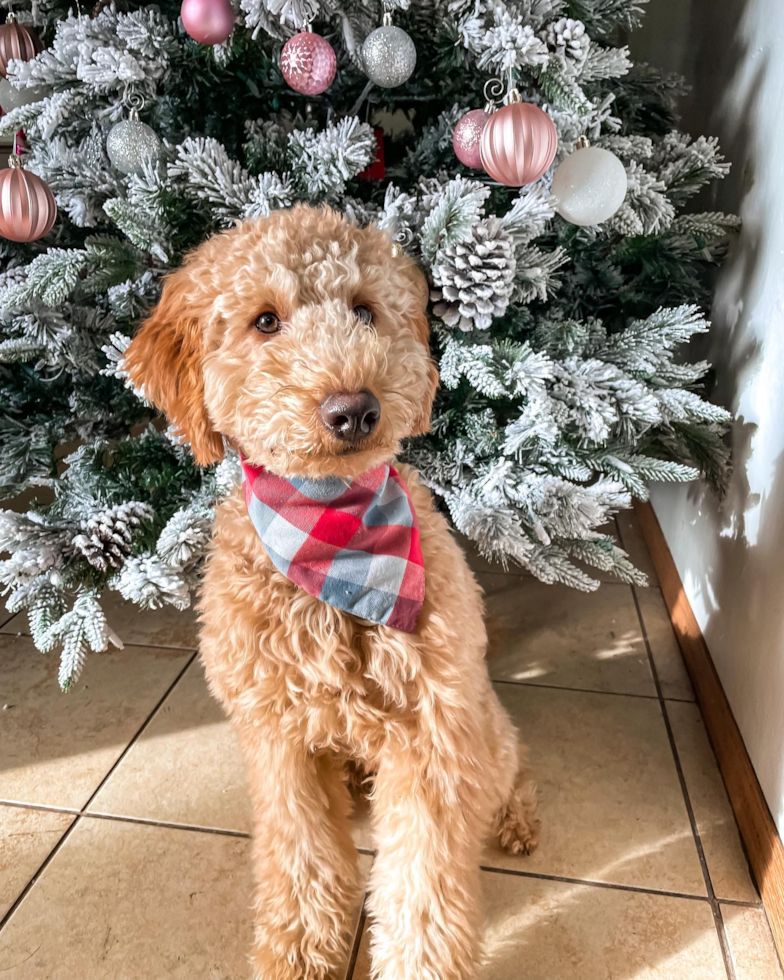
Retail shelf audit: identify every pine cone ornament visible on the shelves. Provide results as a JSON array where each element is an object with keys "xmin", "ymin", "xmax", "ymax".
[
  {"xmin": 431, "ymin": 218, "xmax": 516, "ymax": 331},
  {"xmin": 73, "ymin": 502, "xmax": 153, "ymax": 572},
  {"xmin": 543, "ymin": 17, "xmax": 589, "ymax": 71}
]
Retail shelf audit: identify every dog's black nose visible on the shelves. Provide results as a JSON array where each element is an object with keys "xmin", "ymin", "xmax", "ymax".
[{"xmin": 320, "ymin": 390, "xmax": 380, "ymax": 442}]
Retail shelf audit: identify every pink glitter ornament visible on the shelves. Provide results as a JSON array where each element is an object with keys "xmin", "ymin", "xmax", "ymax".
[
  {"xmin": 453, "ymin": 108, "xmax": 491, "ymax": 170},
  {"xmin": 480, "ymin": 93, "xmax": 558, "ymax": 187},
  {"xmin": 181, "ymin": 0, "xmax": 235, "ymax": 46},
  {"xmin": 281, "ymin": 31, "xmax": 337, "ymax": 96}
]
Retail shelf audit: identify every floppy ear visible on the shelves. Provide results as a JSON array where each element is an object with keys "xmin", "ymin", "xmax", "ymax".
[
  {"xmin": 124, "ymin": 254, "xmax": 224, "ymax": 466},
  {"xmin": 404, "ymin": 262, "xmax": 440, "ymax": 437}
]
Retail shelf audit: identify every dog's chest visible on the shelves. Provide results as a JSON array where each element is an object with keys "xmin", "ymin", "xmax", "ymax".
[
  {"xmin": 202, "ymin": 477, "xmax": 486, "ymax": 758},
  {"xmin": 291, "ymin": 659, "xmax": 401, "ymax": 759}
]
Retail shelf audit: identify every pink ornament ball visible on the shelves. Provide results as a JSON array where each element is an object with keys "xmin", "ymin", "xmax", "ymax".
[
  {"xmin": 453, "ymin": 108, "xmax": 490, "ymax": 170},
  {"xmin": 480, "ymin": 101, "xmax": 558, "ymax": 187},
  {"xmin": 0, "ymin": 160, "xmax": 57, "ymax": 243},
  {"xmin": 0, "ymin": 18, "xmax": 42, "ymax": 79},
  {"xmin": 181, "ymin": 0, "xmax": 235, "ymax": 46},
  {"xmin": 281, "ymin": 31, "xmax": 337, "ymax": 96}
]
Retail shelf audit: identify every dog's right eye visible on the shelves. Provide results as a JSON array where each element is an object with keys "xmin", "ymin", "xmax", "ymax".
[
  {"xmin": 254, "ymin": 312, "xmax": 281, "ymax": 335},
  {"xmin": 353, "ymin": 305, "xmax": 374, "ymax": 327}
]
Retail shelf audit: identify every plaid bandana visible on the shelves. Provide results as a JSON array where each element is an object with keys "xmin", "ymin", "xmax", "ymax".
[{"xmin": 241, "ymin": 459, "xmax": 425, "ymax": 633}]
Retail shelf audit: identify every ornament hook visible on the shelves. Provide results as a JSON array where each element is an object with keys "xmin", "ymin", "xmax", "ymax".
[
  {"xmin": 123, "ymin": 91, "xmax": 145, "ymax": 120},
  {"xmin": 483, "ymin": 77, "xmax": 505, "ymax": 108},
  {"xmin": 391, "ymin": 225, "xmax": 413, "ymax": 256},
  {"xmin": 9, "ymin": 129, "xmax": 25, "ymax": 167}
]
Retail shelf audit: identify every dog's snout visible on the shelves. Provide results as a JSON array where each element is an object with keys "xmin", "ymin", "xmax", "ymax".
[{"xmin": 320, "ymin": 390, "xmax": 381, "ymax": 442}]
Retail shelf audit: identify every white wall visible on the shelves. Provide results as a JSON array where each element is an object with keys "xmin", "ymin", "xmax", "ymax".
[{"xmin": 631, "ymin": 0, "xmax": 784, "ymax": 834}]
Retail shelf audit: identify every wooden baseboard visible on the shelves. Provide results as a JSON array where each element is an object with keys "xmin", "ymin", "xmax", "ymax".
[{"xmin": 634, "ymin": 500, "xmax": 784, "ymax": 958}]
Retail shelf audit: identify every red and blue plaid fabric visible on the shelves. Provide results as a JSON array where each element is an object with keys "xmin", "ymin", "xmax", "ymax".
[{"xmin": 241, "ymin": 459, "xmax": 425, "ymax": 633}]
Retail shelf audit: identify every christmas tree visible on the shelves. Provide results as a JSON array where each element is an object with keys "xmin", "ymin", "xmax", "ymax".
[{"xmin": 0, "ymin": 0, "xmax": 735, "ymax": 689}]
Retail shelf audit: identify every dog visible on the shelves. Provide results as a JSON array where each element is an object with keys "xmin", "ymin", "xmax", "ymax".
[{"xmin": 125, "ymin": 205, "xmax": 539, "ymax": 980}]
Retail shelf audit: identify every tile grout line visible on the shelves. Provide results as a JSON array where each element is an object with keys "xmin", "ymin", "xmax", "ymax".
[
  {"xmin": 470, "ymin": 566, "xmax": 528, "ymax": 580},
  {"xmin": 345, "ymin": 895, "xmax": 369, "ymax": 980},
  {"xmin": 717, "ymin": 896, "xmax": 767, "ymax": 909},
  {"xmin": 118, "ymin": 640, "xmax": 199, "ymax": 654},
  {"xmin": 0, "ymin": 809, "xmax": 80, "ymax": 934},
  {"xmin": 478, "ymin": 864, "xmax": 759, "ymax": 906},
  {"xmin": 0, "ymin": 801, "xmax": 253, "ymax": 839},
  {"xmin": 624, "ymin": 568, "xmax": 738, "ymax": 980},
  {"xmin": 490, "ymin": 677, "xmax": 695, "ymax": 703},
  {"xmin": 0, "ymin": 624, "xmax": 198, "ymax": 656},
  {"xmin": 0, "ymin": 609, "xmax": 17, "ymax": 630},
  {"xmin": 0, "ymin": 650, "xmax": 198, "ymax": 936},
  {"xmin": 80, "ymin": 809, "xmax": 253, "ymax": 839},
  {"xmin": 356, "ymin": 845, "xmax": 764, "ymax": 908},
  {"xmin": 0, "ymin": 800, "xmax": 81, "ymax": 816},
  {"xmin": 78, "ymin": 651, "xmax": 199, "ymax": 813}
]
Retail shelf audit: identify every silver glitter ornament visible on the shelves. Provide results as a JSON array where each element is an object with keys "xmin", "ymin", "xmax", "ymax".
[
  {"xmin": 362, "ymin": 13, "xmax": 416, "ymax": 89},
  {"xmin": 106, "ymin": 98, "xmax": 162, "ymax": 176}
]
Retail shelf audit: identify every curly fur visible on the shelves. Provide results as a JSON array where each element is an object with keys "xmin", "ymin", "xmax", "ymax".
[{"xmin": 125, "ymin": 206, "xmax": 540, "ymax": 980}]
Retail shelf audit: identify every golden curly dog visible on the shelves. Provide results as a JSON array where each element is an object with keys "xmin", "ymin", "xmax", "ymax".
[{"xmin": 125, "ymin": 205, "xmax": 539, "ymax": 980}]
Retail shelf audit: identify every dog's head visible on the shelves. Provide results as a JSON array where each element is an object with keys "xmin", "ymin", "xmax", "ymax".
[{"xmin": 124, "ymin": 205, "xmax": 438, "ymax": 479}]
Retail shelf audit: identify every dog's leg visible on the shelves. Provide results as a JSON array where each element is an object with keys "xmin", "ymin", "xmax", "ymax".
[
  {"xmin": 237, "ymin": 729, "xmax": 360, "ymax": 980},
  {"xmin": 366, "ymin": 739, "xmax": 488, "ymax": 980},
  {"xmin": 484, "ymin": 689, "xmax": 541, "ymax": 856}
]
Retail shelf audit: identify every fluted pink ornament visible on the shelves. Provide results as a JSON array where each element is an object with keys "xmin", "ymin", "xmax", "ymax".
[
  {"xmin": 281, "ymin": 31, "xmax": 337, "ymax": 96},
  {"xmin": 453, "ymin": 108, "xmax": 491, "ymax": 170},
  {"xmin": 0, "ymin": 14, "xmax": 42, "ymax": 79},
  {"xmin": 181, "ymin": 0, "xmax": 235, "ymax": 45},
  {"xmin": 480, "ymin": 94, "xmax": 558, "ymax": 187},
  {"xmin": 0, "ymin": 155, "xmax": 57, "ymax": 242}
]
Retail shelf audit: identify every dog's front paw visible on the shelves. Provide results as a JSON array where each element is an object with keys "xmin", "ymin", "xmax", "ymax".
[
  {"xmin": 495, "ymin": 779, "xmax": 541, "ymax": 856},
  {"xmin": 497, "ymin": 804, "xmax": 541, "ymax": 855}
]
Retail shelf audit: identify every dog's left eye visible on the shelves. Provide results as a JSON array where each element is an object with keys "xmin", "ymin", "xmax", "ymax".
[
  {"xmin": 353, "ymin": 305, "xmax": 373, "ymax": 326},
  {"xmin": 254, "ymin": 312, "xmax": 281, "ymax": 335}
]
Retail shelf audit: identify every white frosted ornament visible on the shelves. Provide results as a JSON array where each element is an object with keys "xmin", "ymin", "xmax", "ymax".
[
  {"xmin": 552, "ymin": 143, "xmax": 627, "ymax": 226},
  {"xmin": 362, "ymin": 12, "xmax": 416, "ymax": 88},
  {"xmin": 106, "ymin": 97, "xmax": 162, "ymax": 176}
]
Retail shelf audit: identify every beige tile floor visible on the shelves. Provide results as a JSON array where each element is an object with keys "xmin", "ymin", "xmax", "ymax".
[{"xmin": 0, "ymin": 511, "xmax": 781, "ymax": 979}]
